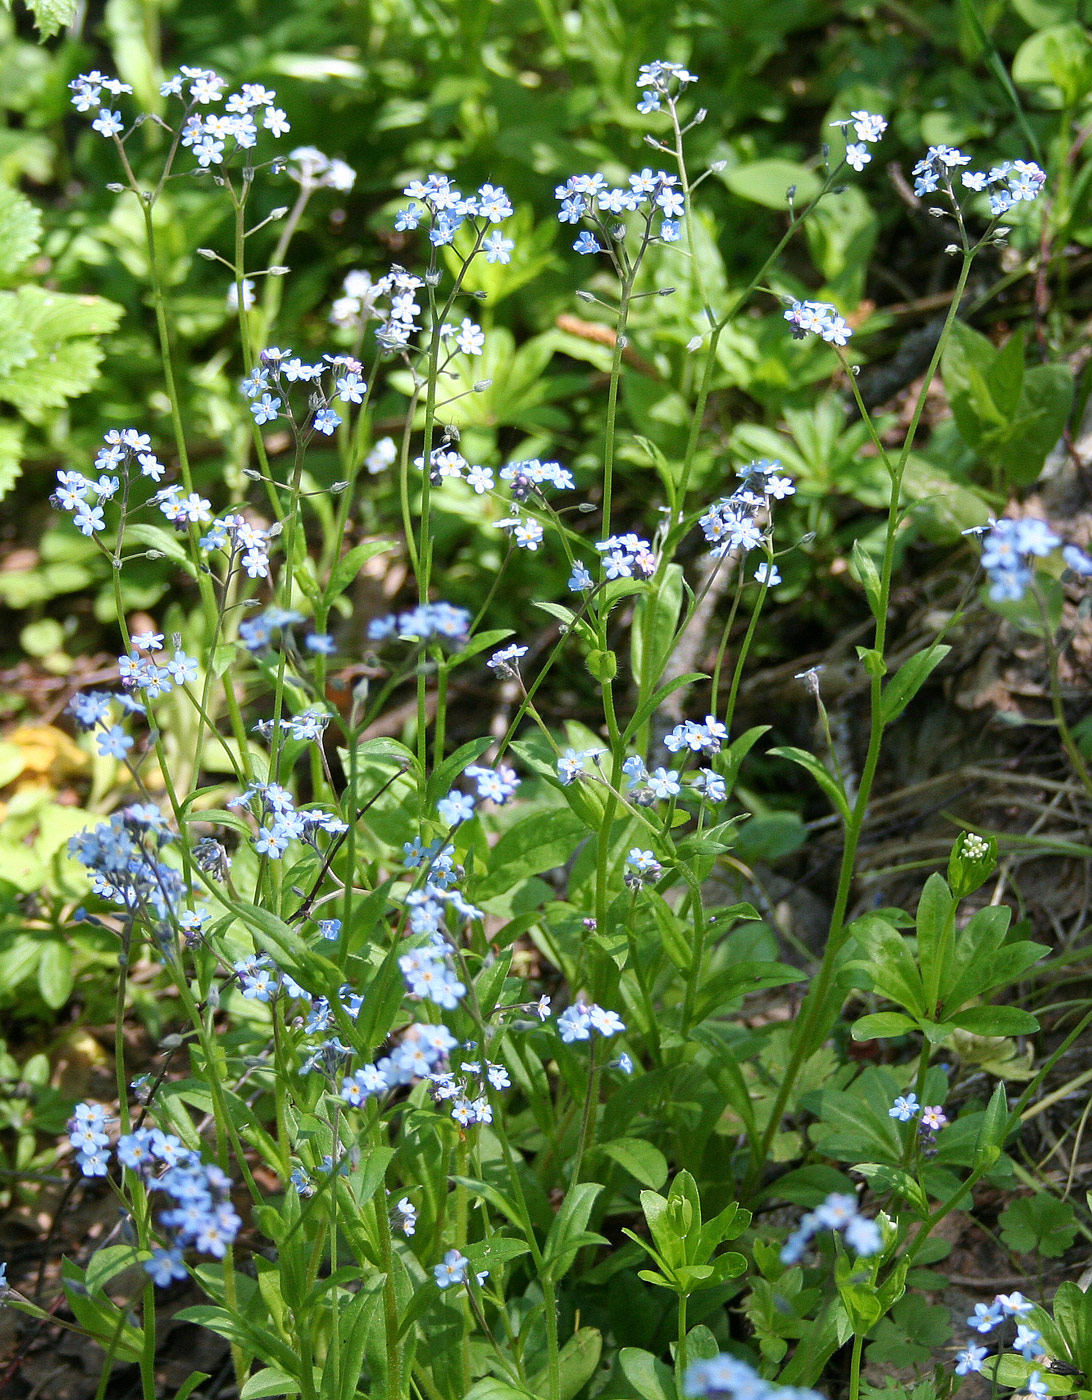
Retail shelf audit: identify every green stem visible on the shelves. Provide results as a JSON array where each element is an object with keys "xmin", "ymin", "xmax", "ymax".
[
  {"xmin": 571, "ymin": 1039, "xmax": 600, "ymax": 1185},
  {"xmin": 676, "ymin": 1292, "xmax": 689, "ymax": 1400},
  {"xmin": 849, "ymin": 1333, "xmax": 864, "ymax": 1400}
]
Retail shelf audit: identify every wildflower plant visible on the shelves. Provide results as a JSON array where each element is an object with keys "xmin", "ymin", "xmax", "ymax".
[{"xmin": 4, "ymin": 33, "xmax": 1088, "ymax": 1400}]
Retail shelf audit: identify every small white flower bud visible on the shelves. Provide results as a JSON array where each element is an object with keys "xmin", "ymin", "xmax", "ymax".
[
  {"xmin": 269, "ymin": 206, "xmax": 290, "ymax": 219},
  {"xmin": 267, "ymin": 265, "xmax": 290, "ymax": 276},
  {"xmin": 575, "ymin": 289, "xmax": 595, "ymax": 302},
  {"xmin": 473, "ymin": 379, "xmax": 492, "ymax": 392},
  {"xmin": 106, "ymin": 182, "xmax": 125, "ymax": 193},
  {"xmin": 686, "ymin": 334, "xmax": 703, "ymax": 352},
  {"xmin": 710, "ymin": 159, "xmax": 727, "ymax": 173},
  {"xmin": 196, "ymin": 248, "xmax": 219, "ymax": 259}
]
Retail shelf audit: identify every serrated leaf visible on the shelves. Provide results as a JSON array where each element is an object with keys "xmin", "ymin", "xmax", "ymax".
[
  {"xmin": 0, "ymin": 287, "xmax": 124, "ymax": 416},
  {"xmin": 0, "ymin": 182, "xmax": 42, "ymax": 279},
  {"xmin": 0, "ymin": 420, "xmax": 22, "ymax": 502},
  {"xmin": 14, "ymin": 0, "xmax": 77, "ymax": 38}
]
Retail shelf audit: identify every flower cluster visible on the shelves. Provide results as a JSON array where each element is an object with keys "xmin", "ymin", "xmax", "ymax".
[
  {"xmin": 52, "ymin": 428, "xmax": 165, "ymax": 532},
  {"xmin": 226, "ymin": 779, "xmax": 346, "ymax": 860},
  {"xmin": 912, "ymin": 145, "xmax": 1046, "ymax": 218},
  {"xmin": 69, "ymin": 1102, "xmax": 241, "ymax": 1283},
  {"xmin": 68, "ymin": 806, "xmax": 189, "ymax": 928},
  {"xmin": 340, "ymin": 1021, "xmax": 459, "ymax": 1108},
  {"xmin": 367, "ymin": 602, "xmax": 472, "ymax": 649},
  {"xmin": 399, "ymin": 945, "xmax": 466, "ymax": 1010},
  {"xmin": 783, "ymin": 300, "xmax": 851, "ymax": 346},
  {"xmin": 199, "ymin": 512, "xmax": 274, "ymax": 580},
  {"xmin": 240, "ymin": 347, "xmax": 368, "ymax": 437},
  {"xmin": 238, "ymin": 606, "xmax": 305, "ymax": 651},
  {"xmin": 889, "ymin": 1093, "xmax": 948, "ymax": 1157},
  {"xmin": 698, "ymin": 459, "xmax": 794, "ymax": 559},
  {"xmin": 976, "ymin": 516, "xmax": 1060, "ymax": 602},
  {"xmin": 684, "ymin": 1353, "xmax": 822, "ymax": 1400},
  {"xmin": 595, "ymin": 532, "xmax": 657, "ymax": 580},
  {"xmin": 829, "ymin": 110, "xmax": 888, "ymax": 173},
  {"xmin": 662, "ymin": 714, "xmax": 728, "ymax": 756},
  {"xmin": 623, "ymin": 755, "xmax": 727, "ymax": 812},
  {"xmin": 555, "ymin": 168, "xmax": 685, "ymax": 253},
  {"xmin": 557, "ymin": 746, "xmax": 606, "ymax": 785},
  {"xmin": 635, "ymin": 58, "xmax": 698, "ymax": 115},
  {"xmin": 438, "ymin": 762, "xmax": 520, "ymax": 827},
  {"xmin": 955, "ymin": 1290, "xmax": 1046, "ymax": 1392},
  {"xmin": 69, "ymin": 66, "xmax": 300, "ymax": 175},
  {"xmin": 428, "ymin": 1051, "xmax": 512, "ymax": 1128},
  {"xmin": 253, "ymin": 706, "xmax": 333, "ymax": 743},
  {"xmin": 394, "ymin": 173, "xmax": 515, "ymax": 254},
  {"xmin": 779, "ymin": 1191, "xmax": 884, "ymax": 1263},
  {"xmin": 557, "ymin": 1001, "xmax": 626, "ymax": 1042}
]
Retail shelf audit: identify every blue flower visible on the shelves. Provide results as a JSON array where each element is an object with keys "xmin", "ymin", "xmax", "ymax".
[
  {"xmin": 955, "ymin": 1346, "xmax": 987, "ymax": 1375},
  {"xmin": 1014, "ymin": 1326, "xmax": 1045, "ymax": 1360},
  {"xmin": 313, "ymin": 407, "xmax": 342, "ymax": 436},
  {"xmin": 437, "ymin": 789, "xmax": 475, "ymax": 826},
  {"xmin": 573, "ymin": 231, "xmax": 601, "ymax": 255},
  {"xmin": 250, "ymin": 393, "xmax": 281, "ymax": 425},
  {"xmin": 889, "ymin": 1093, "xmax": 920, "ymax": 1122},
  {"xmin": 144, "ymin": 1247, "xmax": 187, "ymax": 1287},
  {"xmin": 1026, "ymin": 1372, "xmax": 1048, "ymax": 1400},
  {"xmin": 484, "ymin": 231, "xmax": 514, "ymax": 263},
  {"xmin": 968, "ymin": 1301, "xmax": 1004, "ymax": 1334},
  {"xmin": 434, "ymin": 1248, "xmax": 469, "ymax": 1288}
]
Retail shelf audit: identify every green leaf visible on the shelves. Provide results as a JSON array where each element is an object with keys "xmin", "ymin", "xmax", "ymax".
[
  {"xmin": 846, "ymin": 913, "xmax": 928, "ymax": 1018},
  {"xmin": 996, "ymin": 363, "xmax": 1074, "ymax": 487},
  {"xmin": 916, "ymin": 872, "xmax": 955, "ymax": 1010},
  {"xmin": 866, "ymin": 1294, "xmax": 950, "ymax": 1368},
  {"xmin": 999, "ymin": 1194, "xmax": 1078, "ymax": 1257},
  {"xmin": 0, "ymin": 287, "xmax": 124, "ymax": 416},
  {"xmin": 880, "ymin": 646, "xmax": 951, "ymax": 725},
  {"xmin": 769, "ymin": 745, "xmax": 849, "ymax": 822},
  {"xmin": 853, "ymin": 1162, "xmax": 929, "ymax": 1214},
  {"xmin": 850, "ymin": 539, "xmax": 883, "ymax": 623},
  {"xmin": 618, "ymin": 1348, "xmax": 675, "ymax": 1400},
  {"xmin": 973, "ymin": 1082, "xmax": 1011, "ymax": 1171},
  {"xmin": 534, "ymin": 1327, "xmax": 602, "ymax": 1400},
  {"xmin": 595, "ymin": 1137, "xmax": 669, "ymax": 1190},
  {"xmin": 473, "ymin": 808, "xmax": 587, "ymax": 902},
  {"xmin": 1013, "ymin": 21, "xmax": 1092, "ymax": 107},
  {"xmin": 0, "ymin": 420, "xmax": 21, "ymax": 502},
  {"xmin": 123, "ymin": 524, "xmax": 199, "ymax": 578},
  {"xmin": 37, "ymin": 939, "xmax": 73, "ymax": 1008},
  {"xmin": 9, "ymin": 0, "xmax": 77, "ymax": 38},
  {"xmin": 721, "ymin": 159, "xmax": 821, "ymax": 209},
  {"xmin": 323, "ymin": 540, "xmax": 393, "ymax": 605},
  {"xmin": 240, "ymin": 1370, "xmax": 302, "ymax": 1399},
  {"xmin": 543, "ymin": 1182, "xmax": 604, "ymax": 1280},
  {"xmin": 0, "ymin": 182, "xmax": 42, "ymax": 279},
  {"xmin": 949, "ymin": 1004, "xmax": 1040, "ymax": 1035},
  {"xmin": 850, "ymin": 1011, "xmax": 916, "ymax": 1041}
]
